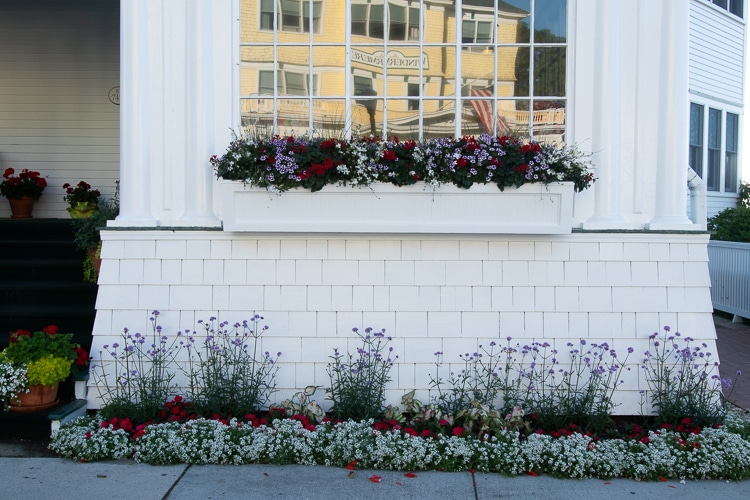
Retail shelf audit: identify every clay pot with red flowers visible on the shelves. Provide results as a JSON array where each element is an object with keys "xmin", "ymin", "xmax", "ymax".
[
  {"xmin": 0, "ymin": 168, "xmax": 47, "ymax": 218},
  {"xmin": 0, "ymin": 325, "xmax": 89, "ymax": 412}
]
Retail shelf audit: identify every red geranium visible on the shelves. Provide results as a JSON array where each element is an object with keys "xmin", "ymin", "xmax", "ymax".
[{"xmin": 0, "ymin": 168, "xmax": 47, "ymax": 199}]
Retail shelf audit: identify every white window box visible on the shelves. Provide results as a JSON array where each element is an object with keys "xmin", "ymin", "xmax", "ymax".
[{"xmin": 220, "ymin": 180, "xmax": 574, "ymax": 234}]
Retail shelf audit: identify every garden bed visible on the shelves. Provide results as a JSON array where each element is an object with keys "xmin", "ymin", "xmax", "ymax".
[{"xmin": 49, "ymin": 408, "xmax": 750, "ymax": 481}]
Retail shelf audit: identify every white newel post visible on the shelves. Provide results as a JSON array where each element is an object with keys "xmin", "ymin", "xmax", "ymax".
[{"xmin": 647, "ymin": 0, "xmax": 695, "ymax": 230}]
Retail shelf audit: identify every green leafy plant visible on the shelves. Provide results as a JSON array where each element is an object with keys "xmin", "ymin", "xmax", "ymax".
[
  {"xmin": 3, "ymin": 327, "xmax": 77, "ymax": 365},
  {"xmin": 63, "ymin": 180, "xmax": 101, "ymax": 205},
  {"xmin": 93, "ymin": 311, "xmax": 180, "ymax": 422},
  {"xmin": 707, "ymin": 181, "xmax": 750, "ymax": 243},
  {"xmin": 708, "ymin": 206, "xmax": 750, "ymax": 242},
  {"xmin": 181, "ymin": 315, "xmax": 281, "ymax": 416},
  {"xmin": 641, "ymin": 326, "xmax": 729, "ymax": 427},
  {"xmin": 278, "ymin": 385, "xmax": 326, "ymax": 424},
  {"xmin": 26, "ymin": 355, "xmax": 73, "ymax": 386},
  {"xmin": 326, "ymin": 327, "xmax": 396, "ymax": 421}
]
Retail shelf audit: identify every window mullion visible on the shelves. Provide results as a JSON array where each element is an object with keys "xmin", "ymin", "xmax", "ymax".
[
  {"xmin": 417, "ymin": 0, "xmax": 423, "ymax": 137},
  {"xmin": 454, "ymin": 1, "xmax": 462, "ymax": 138},
  {"xmin": 344, "ymin": 2, "xmax": 352, "ymax": 139},
  {"xmin": 529, "ymin": 0, "xmax": 535, "ymax": 136},
  {"xmin": 382, "ymin": 2, "xmax": 388, "ymax": 136},
  {"xmin": 308, "ymin": 0, "xmax": 313, "ymax": 134}
]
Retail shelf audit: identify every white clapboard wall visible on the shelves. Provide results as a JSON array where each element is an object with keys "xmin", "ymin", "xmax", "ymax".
[{"xmin": 0, "ymin": 0, "xmax": 120, "ymax": 218}]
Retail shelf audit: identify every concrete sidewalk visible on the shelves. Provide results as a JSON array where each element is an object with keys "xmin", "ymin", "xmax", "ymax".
[{"xmin": 2, "ymin": 459, "xmax": 750, "ymax": 500}]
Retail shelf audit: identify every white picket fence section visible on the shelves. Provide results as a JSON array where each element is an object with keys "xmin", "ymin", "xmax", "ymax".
[{"xmin": 708, "ymin": 240, "xmax": 750, "ymax": 320}]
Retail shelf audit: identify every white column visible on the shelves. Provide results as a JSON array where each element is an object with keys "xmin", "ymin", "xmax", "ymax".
[
  {"xmin": 581, "ymin": 0, "xmax": 633, "ymax": 229},
  {"xmin": 111, "ymin": 0, "xmax": 157, "ymax": 227},
  {"xmin": 177, "ymin": 0, "xmax": 221, "ymax": 226},
  {"xmin": 113, "ymin": 0, "xmax": 228, "ymax": 228},
  {"xmin": 647, "ymin": 0, "xmax": 695, "ymax": 230}
]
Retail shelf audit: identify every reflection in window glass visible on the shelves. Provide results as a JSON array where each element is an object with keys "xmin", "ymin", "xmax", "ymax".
[
  {"xmin": 534, "ymin": 0, "xmax": 567, "ymax": 42},
  {"xmin": 278, "ymin": 97, "xmax": 311, "ymax": 129},
  {"xmin": 689, "ymin": 103, "xmax": 704, "ymax": 178},
  {"xmin": 707, "ymin": 108, "xmax": 721, "ymax": 192},
  {"xmin": 241, "ymin": 0, "xmax": 566, "ymax": 139},
  {"xmin": 312, "ymin": 99, "xmax": 347, "ymax": 132},
  {"xmin": 312, "ymin": 46, "xmax": 344, "ymax": 96},
  {"xmin": 387, "ymin": 99, "xmax": 421, "ymax": 140},
  {"xmin": 725, "ymin": 112, "xmax": 738, "ymax": 192},
  {"xmin": 534, "ymin": 47, "xmax": 565, "ymax": 97}
]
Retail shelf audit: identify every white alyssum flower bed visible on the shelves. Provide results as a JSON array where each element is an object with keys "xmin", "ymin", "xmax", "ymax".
[{"xmin": 49, "ymin": 415, "xmax": 750, "ymax": 481}]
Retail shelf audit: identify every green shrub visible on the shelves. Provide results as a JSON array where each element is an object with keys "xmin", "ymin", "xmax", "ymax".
[
  {"xmin": 708, "ymin": 206, "xmax": 750, "ymax": 242},
  {"xmin": 708, "ymin": 181, "xmax": 750, "ymax": 243},
  {"xmin": 327, "ymin": 328, "xmax": 395, "ymax": 421}
]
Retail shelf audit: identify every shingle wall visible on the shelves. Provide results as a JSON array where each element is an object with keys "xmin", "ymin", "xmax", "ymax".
[{"xmin": 89, "ymin": 230, "xmax": 717, "ymax": 414}]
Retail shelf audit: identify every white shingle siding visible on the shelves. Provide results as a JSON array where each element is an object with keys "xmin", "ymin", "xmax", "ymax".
[{"xmin": 89, "ymin": 230, "xmax": 718, "ymax": 414}]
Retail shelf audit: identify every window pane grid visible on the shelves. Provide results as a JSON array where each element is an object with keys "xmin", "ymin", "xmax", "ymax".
[{"xmin": 241, "ymin": 0, "xmax": 567, "ymax": 139}]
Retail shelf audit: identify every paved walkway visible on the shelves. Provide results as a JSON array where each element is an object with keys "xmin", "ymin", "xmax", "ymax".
[{"xmin": 716, "ymin": 314, "xmax": 750, "ymax": 410}]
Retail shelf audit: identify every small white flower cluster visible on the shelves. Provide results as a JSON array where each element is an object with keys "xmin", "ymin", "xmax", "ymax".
[
  {"xmin": 0, "ymin": 360, "xmax": 28, "ymax": 405},
  {"xmin": 49, "ymin": 417, "xmax": 132, "ymax": 462},
  {"xmin": 49, "ymin": 416, "xmax": 750, "ymax": 480}
]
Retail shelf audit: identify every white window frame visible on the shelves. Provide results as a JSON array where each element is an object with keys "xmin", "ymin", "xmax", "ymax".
[{"xmin": 689, "ymin": 98, "xmax": 742, "ymax": 195}]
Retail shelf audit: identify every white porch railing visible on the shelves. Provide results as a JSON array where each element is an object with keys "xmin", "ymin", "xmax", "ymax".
[{"xmin": 708, "ymin": 240, "xmax": 750, "ymax": 321}]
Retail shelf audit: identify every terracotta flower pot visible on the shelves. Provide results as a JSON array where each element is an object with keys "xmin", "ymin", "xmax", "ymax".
[
  {"xmin": 8, "ymin": 383, "xmax": 60, "ymax": 413},
  {"xmin": 7, "ymin": 196, "xmax": 35, "ymax": 218}
]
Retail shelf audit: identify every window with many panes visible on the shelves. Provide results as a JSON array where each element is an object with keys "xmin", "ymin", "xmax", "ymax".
[
  {"xmin": 689, "ymin": 102, "xmax": 740, "ymax": 193},
  {"xmin": 240, "ymin": 0, "xmax": 568, "ymax": 141}
]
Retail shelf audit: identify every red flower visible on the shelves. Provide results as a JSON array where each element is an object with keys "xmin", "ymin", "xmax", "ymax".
[
  {"xmin": 369, "ymin": 475, "xmax": 382, "ymax": 483},
  {"xmin": 438, "ymin": 418, "xmax": 448, "ymax": 426},
  {"xmin": 120, "ymin": 418, "xmax": 133, "ymax": 432},
  {"xmin": 42, "ymin": 325, "xmax": 59, "ymax": 335},
  {"xmin": 345, "ymin": 460, "xmax": 357, "ymax": 471},
  {"xmin": 452, "ymin": 427, "xmax": 464, "ymax": 437},
  {"xmin": 404, "ymin": 472, "xmax": 417, "ymax": 478},
  {"xmin": 9, "ymin": 329, "xmax": 31, "ymax": 343},
  {"xmin": 381, "ymin": 150, "xmax": 397, "ymax": 162},
  {"xmin": 74, "ymin": 347, "xmax": 89, "ymax": 366},
  {"xmin": 403, "ymin": 427, "xmax": 417, "ymax": 437}
]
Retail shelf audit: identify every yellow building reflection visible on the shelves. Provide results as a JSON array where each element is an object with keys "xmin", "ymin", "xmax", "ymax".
[{"xmin": 239, "ymin": 0, "xmax": 566, "ymax": 142}]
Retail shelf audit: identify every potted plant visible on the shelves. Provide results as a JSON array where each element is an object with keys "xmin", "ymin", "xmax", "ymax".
[
  {"xmin": 0, "ymin": 325, "xmax": 88, "ymax": 412},
  {"xmin": 0, "ymin": 167, "xmax": 47, "ymax": 218},
  {"xmin": 71, "ymin": 182, "xmax": 119, "ymax": 282},
  {"xmin": 63, "ymin": 180, "xmax": 101, "ymax": 219}
]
